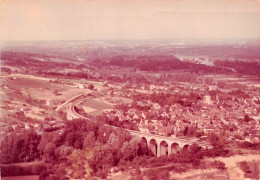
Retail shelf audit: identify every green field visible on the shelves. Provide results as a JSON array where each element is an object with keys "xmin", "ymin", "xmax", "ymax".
[
  {"xmin": 6, "ymin": 78, "xmax": 57, "ymax": 89},
  {"xmin": 82, "ymin": 99, "xmax": 113, "ymax": 116}
]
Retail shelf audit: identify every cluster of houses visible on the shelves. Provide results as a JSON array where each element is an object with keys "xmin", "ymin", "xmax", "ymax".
[
  {"xmin": 2, "ymin": 118, "xmax": 66, "ymax": 140},
  {"xmin": 102, "ymin": 83, "xmax": 260, "ymax": 144}
]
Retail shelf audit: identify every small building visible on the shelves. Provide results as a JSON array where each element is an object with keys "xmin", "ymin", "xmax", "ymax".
[{"xmin": 78, "ymin": 84, "xmax": 85, "ymax": 89}]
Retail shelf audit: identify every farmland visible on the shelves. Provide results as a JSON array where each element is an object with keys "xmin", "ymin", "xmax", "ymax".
[{"xmin": 81, "ymin": 99, "xmax": 113, "ymax": 116}]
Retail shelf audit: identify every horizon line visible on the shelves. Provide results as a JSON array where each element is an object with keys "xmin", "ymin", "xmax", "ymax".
[{"xmin": 1, "ymin": 38, "xmax": 260, "ymax": 43}]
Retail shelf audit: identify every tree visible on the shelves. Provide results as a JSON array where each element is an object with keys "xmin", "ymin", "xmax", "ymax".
[
  {"xmin": 211, "ymin": 160, "xmax": 226, "ymax": 170},
  {"xmin": 89, "ymin": 143, "xmax": 117, "ymax": 178},
  {"xmin": 120, "ymin": 138, "xmax": 150, "ymax": 161},
  {"xmin": 88, "ymin": 84, "xmax": 94, "ymax": 90},
  {"xmin": 1, "ymin": 130, "xmax": 40, "ymax": 163},
  {"xmin": 38, "ymin": 132, "xmax": 60, "ymax": 154},
  {"xmin": 55, "ymin": 145, "xmax": 74, "ymax": 161},
  {"xmin": 65, "ymin": 149, "xmax": 93, "ymax": 179},
  {"xmin": 83, "ymin": 131, "xmax": 96, "ymax": 149},
  {"xmin": 240, "ymin": 161, "xmax": 251, "ymax": 173},
  {"xmin": 43, "ymin": 142, "xmax": 56, "ymax": 163},
  {"xmin": 244, "ymin": 114, "xmax": 251, "ymax": 122},
  {"xmin": 189, "ymin": 143, "xmax": 201, "ymax": 155},
  {"xmin": 209, "ymin": 133, "xmax": 225, "ymax": 149},
  {"xmin": 217, "ymin": 81, "xmax": 226, "ymax": 88},
  {"xmin": 96, "ymin": 124, "xmax": 112, "ymax": 144},
  {"xmin": 205, "ymin": 77, "xmax": 214, "ymax": 85},
  {"xmin": 183, "ymin": 126, "xmax": 189, "ymax": 136},
  {"xmin": 205, "ymin": 133, "xmax": 230, "ymax": 157}
]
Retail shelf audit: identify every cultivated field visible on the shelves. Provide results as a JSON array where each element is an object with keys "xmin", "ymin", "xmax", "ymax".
[{"xmin": 82, "ymin": 99, "xmax": 113, "ymax": 116}]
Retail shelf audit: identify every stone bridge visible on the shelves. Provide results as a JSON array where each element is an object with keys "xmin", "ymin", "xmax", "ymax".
[{"xmin": 128, "ymin": 130, "xmax": 212, "ymax": 157}]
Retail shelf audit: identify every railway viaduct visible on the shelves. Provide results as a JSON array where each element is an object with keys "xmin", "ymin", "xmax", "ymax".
[{"xmin": 65, "ymin": 98, "xmax": 212, "ymax": 157}]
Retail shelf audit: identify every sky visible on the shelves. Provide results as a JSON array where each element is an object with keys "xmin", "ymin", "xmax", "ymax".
[{"xmin": 0, "ymin": 0, "xmax": 260, "ymax": 41}]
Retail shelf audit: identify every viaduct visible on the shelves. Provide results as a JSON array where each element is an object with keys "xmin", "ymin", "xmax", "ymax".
[{"xmin": 60, "ymin": 93, "xmax": 212, "ymax": 157}]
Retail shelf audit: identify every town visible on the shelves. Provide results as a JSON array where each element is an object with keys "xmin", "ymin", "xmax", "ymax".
[{"xmin": 1, "ymin": 41, "xmax": 260, "ymax": 179}]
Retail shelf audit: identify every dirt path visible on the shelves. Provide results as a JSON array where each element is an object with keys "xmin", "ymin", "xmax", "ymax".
[
  {"xmin": 170, "ymin": 154, "xmax": 260, "ymax": 180},
  {"xmin": 209, "ymin": 154, "xmax": 260, "ymax": 180},
  {"xmin": 170, "ymin": 168, "xmax": 219, "ymax": 179},
  {"xmin": 108, "ymin": 172, "xmax": 131, "ymax": 180},
  {"xmin": 5, "ymin": 74, "xmax": 53, "ymax": 81},
  {"xmin": 1, "ymin": 161, "xmax": 43, "ymax": 167}
]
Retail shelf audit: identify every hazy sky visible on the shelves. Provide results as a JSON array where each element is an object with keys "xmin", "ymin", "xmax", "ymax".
[{"xmin": 1, "ymin": 0, "xmax": 260, "ymax": 41}]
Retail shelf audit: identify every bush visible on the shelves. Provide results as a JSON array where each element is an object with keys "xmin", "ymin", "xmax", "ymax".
[
  {"xmin": 144, "ymin": 168, "xmax": 170, "ymax": 180},
  {"xmin": 192, "ymin": 158, "xmax": 200, "ymax": 167},
  {"xmin": 238, "ymin": 142, "xmax": 260, "ymax": 150},
  {"xmin": 240, "ymin": 161, "xmax": 251, "ymax": 173},
  {"xmin": 210, "ymin": 160, "xmax": 226, "ymax": 170},
  {"xmin": 88, "ymin": 84, "xmax": 94, "ymax": 90},
  {"xmin": 202, "ymin": 147, "xmax": 230, "ymax": 157}
]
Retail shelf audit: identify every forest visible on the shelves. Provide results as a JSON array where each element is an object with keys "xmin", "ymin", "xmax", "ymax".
[
  {"xmin": 214, "ymin": 60, "xmax": 260, "ymax": 75},
  {"xmin": 102, "ymin": 55, "xmax": 226, "ymax": 73},
  {"xmin": 3, "ymin": 50, "xmax": 259, "ymax": 77},
  {"xmin": 1, "ymin": 119, "xmax": 150, "ymax": 179},
  {"xmin": 2, "ymin": 118, "xmax": 246, "ymax": 179}
]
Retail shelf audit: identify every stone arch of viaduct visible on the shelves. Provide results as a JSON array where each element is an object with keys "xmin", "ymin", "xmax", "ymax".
[
  {"xmin": 142, "ymin": 137, "xmax": 188, "ymax": 157},
  {"xmin": 129, "ymin": 131, "xmax": 192, "ymax": 157}
]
